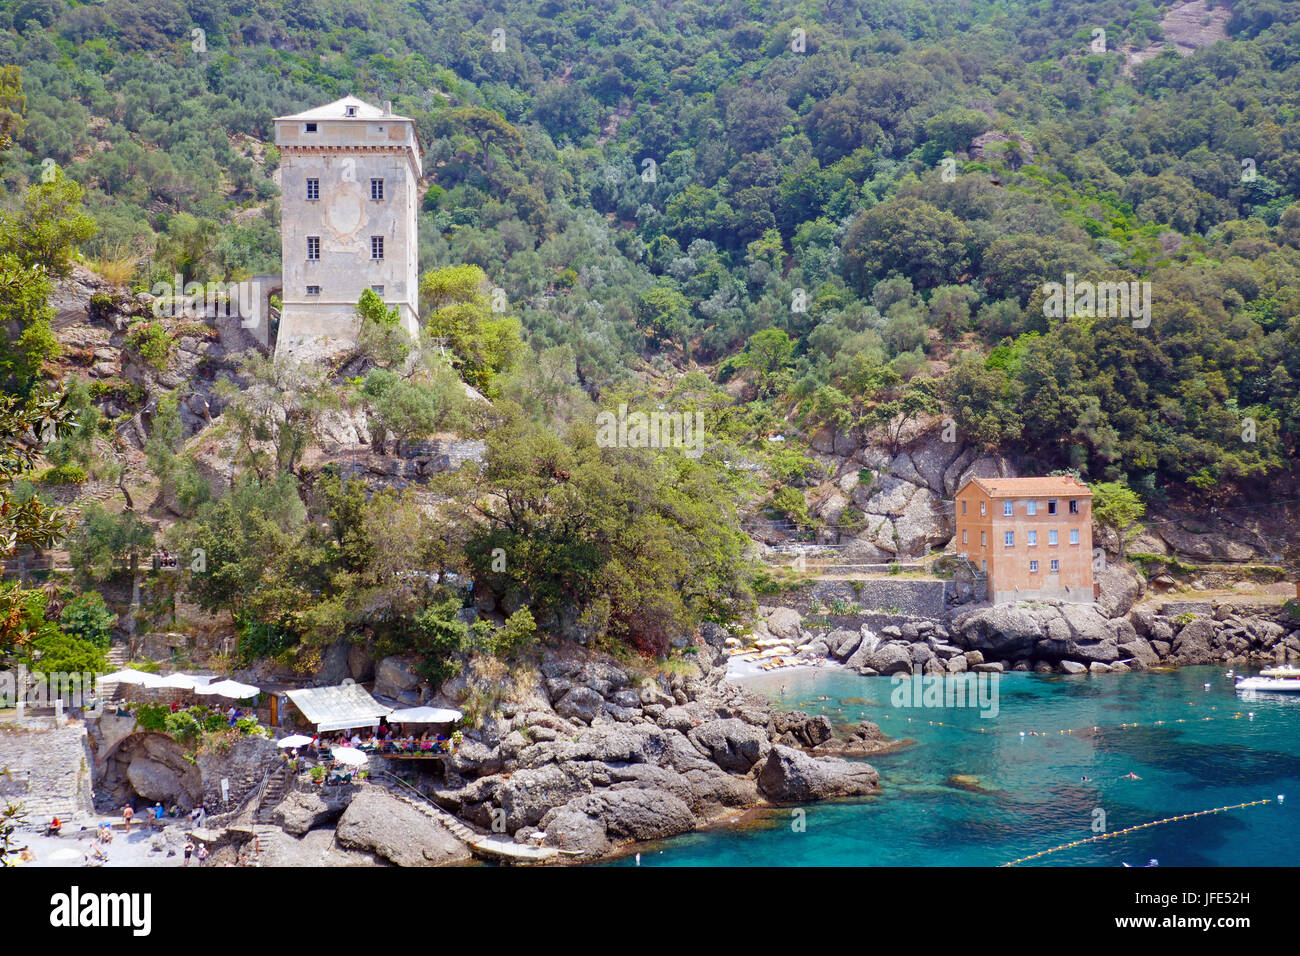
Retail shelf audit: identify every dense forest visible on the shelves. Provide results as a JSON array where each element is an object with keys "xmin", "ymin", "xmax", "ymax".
[{"xmin": 2, "ymin": 0, "xmax": 1299, "ymax": 675}]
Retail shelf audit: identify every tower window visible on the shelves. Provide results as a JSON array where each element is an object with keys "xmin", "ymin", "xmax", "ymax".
[
  {"xmin": 306, "ymin": 178, "xmax": 319, "ymax": 201},
  {"xmin": 979, "ymin": 501, "xmax": 986, "ymax": 516},
  {"xmin": 962, "ymin": 530, "xmax": 968, "ymax": 545},
  {"xmin": 1027, "ymin": 530, "xmax": 1037, "ymax": 546},
  {"xmin": 1029, "ymin": 560, "xmax": 1038, "ymax": 573},
  {"xmin": 370, "ymin": 178, "xmax": 384, "ymax": 200},
  {"xmin": 1048, "ymin": 499, "xmax": 1057, "ymax": 515},
  {"xmin": 961, "ymin": 500, "xmax": 966, "ymax": 515},
  {"xmin": 1069, "ymin": 529, "xmax": 1080, "ymax": 545},
  {"xmin": 1048, "ymin": 530, "xmax": 1059, "ymax": 545},
  {"xmin": 1026, "ymin": 501, "xmax": 1036, "ymax": 515},
  {"xmin": 370, "ymin": 285, "xmax": 384, "ymax": 295},
  {"xmin": 304, "ymin": 122, "xmax": 317, "ymax": 133},
  {"xmin": 306, "ymin": 285, "xmax": 320, "ymax": 295},
  {"xmin": 306, "ymin": 236, "xmax": 320, "ymax": 260},
  {"xmin": 345, "ymin": 105, "xmax": 357, "ymax": 117},
  {"xmin": 370, "ymin": 236, "xmax": 384, "ymax": 260},
  {"xmin": 1003, "ymin": 501, "xmax": 1013, "ymax": 516},
  {"xmin": 1004, "ymin": 531, "xmax": 1014, "ymax": 547},
  {"xmin": 1069, "ymin": 499, "xmax": 1079, "ymax": 514},
  {"xmin": 1050, "ymin": 559, "xmax": 1060, "ymax": 573}
]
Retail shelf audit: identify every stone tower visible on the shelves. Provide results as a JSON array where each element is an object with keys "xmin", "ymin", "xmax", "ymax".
[{"xmin": 273, "ymin": 96, "xmax": 422, "ymax": 358}]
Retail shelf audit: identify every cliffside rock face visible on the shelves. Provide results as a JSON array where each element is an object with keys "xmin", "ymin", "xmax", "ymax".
[
  {"xmin": 335, "ymin": 788, "xmax": 471, "ymax": 866},
  {"xmin": 425, "ymin": 644, "xmax": 881, "ymax": 859}
]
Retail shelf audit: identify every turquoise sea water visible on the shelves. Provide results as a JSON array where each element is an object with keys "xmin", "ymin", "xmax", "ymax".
[{"xmin": 613, "ymin": 666, "xmax": 1300, "ymax": 866}]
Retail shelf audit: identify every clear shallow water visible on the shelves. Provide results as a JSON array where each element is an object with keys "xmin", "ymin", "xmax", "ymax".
[{"xmin": 614, "ymin": 666, "xmax": 1300, "ymax": 867}]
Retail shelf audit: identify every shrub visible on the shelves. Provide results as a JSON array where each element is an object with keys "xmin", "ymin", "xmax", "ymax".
[
  {"xmin": 59, "ymin": 592, "xmax": 117, "ymax": 648},
  {"xmin": 37, "ymin": 464, "xmax": 87, "ymax": 484},
  {"xmin": 124, "ymin": 320, "xmax": 173, "ymax": 370}
]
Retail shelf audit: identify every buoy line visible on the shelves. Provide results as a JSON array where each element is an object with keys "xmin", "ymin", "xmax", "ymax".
[
  {"xmin": 872, "ymin": 710, "xmax": 1253, "ymax": 737},
  {"xmin": 1000, "ymin": 798, "xmax": 1275, "ymax": 867}
]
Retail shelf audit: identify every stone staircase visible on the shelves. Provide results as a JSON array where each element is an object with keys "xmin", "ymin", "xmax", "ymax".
[
  {"xmin": 253, "ymin": 764, "xmax": 296, "ymax": 824},
  {"xmin": 372, "ymin": 772, "xmax": 481, "ymax": 843},
  {"xmin": 97, "ymin": 643, "xmax": 130, "ymax": 703},
  {"xmin": 372, "ymin": 772, "xmax": 559, "ymax": 863}
]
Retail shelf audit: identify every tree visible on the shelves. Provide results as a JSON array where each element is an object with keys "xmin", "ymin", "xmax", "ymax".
[
  {"xmin": 420, "ymin": 265, "xmax": 522, "ymax": 392},
  {"xmin": 355, "ymin": 288, "xmax": 411, "ymax": 369},
  {"xmin": 215, "ymin": 353, "xmax": 336, "ymax": 480},
  {"xmin": 1091, "ymin": 481, "xmax": 1146, "ymax": 561},
  {"xmin": 842, "ymin": 196, "xmax": 973, "ymax": 292},
  {"xmin": 68, "ymin": 503, "xmax": 153, "ymax": 583},
  {"xmin": 436, "ymin": 107, "xmax": 524, "ymax": 175},
  {"xmin": 362, "ymin": 366, "xmax": 468, "ymax": 456}
]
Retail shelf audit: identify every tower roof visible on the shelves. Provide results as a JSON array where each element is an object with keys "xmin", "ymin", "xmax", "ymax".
[{"xmin": 275, "ymin": 95, "xmax": 411, "ymax": 124}]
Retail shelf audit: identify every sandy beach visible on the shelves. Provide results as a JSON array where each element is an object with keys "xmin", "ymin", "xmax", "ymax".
[{"xmin": 12, "ymin": 817, "xmax": 192, "ymax": 868}]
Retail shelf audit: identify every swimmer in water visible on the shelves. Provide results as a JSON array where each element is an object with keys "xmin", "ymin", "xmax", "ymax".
[
  {"xmin": 1122, "ymin": 771, "xmax": 1142, "ymax": 780},
  {"xmin": 1080, "ymin": 775, "xmax": 1092, "ymax": 782}
]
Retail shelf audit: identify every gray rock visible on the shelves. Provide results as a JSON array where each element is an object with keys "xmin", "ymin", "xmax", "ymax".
[
  {"xmin": 334, "ymin": 788, "xmax": 471, "ymax": 866},
  {"xmin": 688, "ymin": 718, "xmax": 772, "ymax": 773},
  {"xmin": 555, "ymin": 686, "xmax": 605, "ymax": 723},
  {"xmin": 273, "ymin": 790, "xmax": 344, "ymax": 835},
  {"xmin": 756, "ymin": 745, "xmax": 880, "ymax": 803},
  {"xmin": 1060, "ymin": 661, "xmax": 1087, "ymax": 675}
]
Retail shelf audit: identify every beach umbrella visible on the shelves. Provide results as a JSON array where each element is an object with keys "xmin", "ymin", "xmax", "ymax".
[
  {"xmin": 156, "ymin": 673, "xmax": 201, "ymax": 689},
  {"xmin": 387, "ymin": 706, "xmax": 462, "ymax": 724},
  {"xmin": 276, "ymin": 734, "xmax": 313, "ymax": 749},
  {"xmin": 330, "ymin": 746, "xmax": 368, "ymax": 767},
  {"xmin": 97, "ymin": 669, "xmax": 165, "ymax": 688},
  {"xmin": 195, "ymin": 679, "xmax": 260, "ymax": 699}
]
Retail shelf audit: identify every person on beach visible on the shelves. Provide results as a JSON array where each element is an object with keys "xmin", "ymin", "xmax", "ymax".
[
  {"xmin": 122, "ymin": 803, "xmax": 134, "ymax": 832},
  {"xmin": 196, "ymin": 844, "xmax": 209, "ymax": 867},
  {"xmin": 183, "ymin": 841, "xmax": 193, "ymax": 866},
  {"xmin": 190, "ymin": 804, "xmax": 205, "ymax": 829},
  {"xmin": 47, "ymin": 816, "xmax": 62, "ymax": 836}
]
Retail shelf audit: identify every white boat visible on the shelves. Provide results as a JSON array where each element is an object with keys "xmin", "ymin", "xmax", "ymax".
[{"xmin": 1235, "ymin": 665, "xmax": 1300, "ymax": 693}]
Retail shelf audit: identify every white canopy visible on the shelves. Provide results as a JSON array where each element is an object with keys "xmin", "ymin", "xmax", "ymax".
[
  {"xmin": 330, "ymin": 746, "xmax": 368, "ymax": 767},
  {"xmin": 286, "ymin": 683, "xmax": 390, "ymax": 733},
  {"xmin": 194, "ymin": 679, "xmax": 260, "ymax": 699},
  {"xmin": 96, "ymin": 669, "xmax": 164, "ymax": 688},
  {"xmin": 387, "ymin": 706, "xmax": 462, "ymax": 724},
  {"xmin": 155, "ymin": 673, "xmax": 216, "ymax": 690},
  {"xmin": 276, "ymin": 734, "xmax": 314, "ymax": 749}
]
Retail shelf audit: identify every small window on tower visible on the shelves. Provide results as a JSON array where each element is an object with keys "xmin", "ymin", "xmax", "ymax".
[
  {"xmin": 370, "ymin": 285, "xmax": 384, "ymax": 295},
  {"xmin": 306, "ymin": 285, "xmax": 320, "ymax": 295},
  {"xmin": 306, "ymin": 178, "xmax": 319, "ymax": 201},
  {"xmin": 370, "ymin": 178, "xmax": 384, "ymax": 201},
  {"xmin": 345, "ymin": 105, "xmax": 357, "ymax": 117},
  {"xmin": 306, "ymin": 236, "xmax": 320, "ymax": 261},
  {"xmin": 304, "ymin": 122, "xmax": 317, "ymax": 133},
  {"xmin": 370, "ymin": 236, "xmax": 384, "ymax": 260}
]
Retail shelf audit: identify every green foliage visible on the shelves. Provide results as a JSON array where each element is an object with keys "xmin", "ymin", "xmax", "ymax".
[
  {"xmin": 59, "ymin": 592, "xmax": 116, "ymax": 649},
  {"xmin": 1091, "ymin": 480, "xmax": 1146, "ymax": 559},
  {"xmin": 124, "ymin": 320, "xmax": 172, "ymax": 371},
  {"xmin": 421, "ymin": 264, "xmax": 522, "ymax": 392},
  {"xmin": 410, "ymin": 598, "xmax": 469, "ymax": 686},
  {"xmin": 68, "ymin": 503, "xmax": 153, "ymax": 583}
]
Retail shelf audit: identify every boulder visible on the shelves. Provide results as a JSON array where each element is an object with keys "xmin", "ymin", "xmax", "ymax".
[
  {"xmin": 861, "ymin": 642, "xmax": 912, "ymax": 676},
  {"xmin": 334, "ymin": 788, "xmax": 471, "ymax": 866},
  {"xmin": 1170, "ymin": 617, "xmax": 1220, "ymax": 665},
  {"xmin": 688, "ymin": 718, "xmax": 772, "ymax": 773},
  {"xmin": 756, "ymin": 745, "xmax": 880, "ymax": 803},
  {"xmin": 374, "ymin": 655, "xmax": 422, "ymax": 699},
  {"xmin": 1060, "ymin": 661, "xmax": 1087, "ymax": 675},
  {"xmin": 760, "ymin": 606, "xmax": 804, "ymax": 642},
  {"xmin": 273, "ymin": 790, "xmax": 344, "ymax": 835},
  {"xmin": 1096, "ymin": 564, "xmax": 1142, "ymax": 618},
  {"xmin": 555, "ymin": 686, "xmax": 605, "ymax": 723}
]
